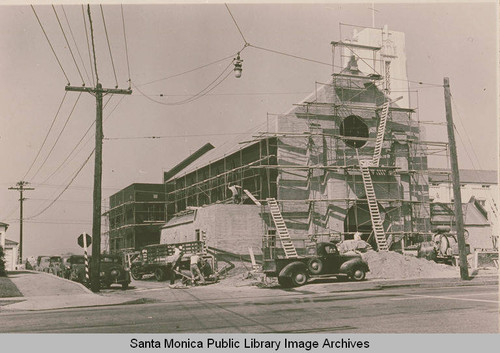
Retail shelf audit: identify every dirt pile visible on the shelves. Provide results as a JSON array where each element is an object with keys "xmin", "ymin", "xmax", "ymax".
[{"xmin": 362, "ymin": 251, "xmax": 458, "ymax": 279}]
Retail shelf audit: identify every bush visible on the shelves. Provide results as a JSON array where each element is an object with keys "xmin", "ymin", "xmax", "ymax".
[{"xmin": 0, "ymin": 246, "xmax": 6, "ymax": 277}]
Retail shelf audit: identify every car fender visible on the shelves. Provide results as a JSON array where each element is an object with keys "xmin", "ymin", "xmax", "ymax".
[
  {"xmin": 339, "ymin": 258, "xmax": 369, "ymax": 275},
  {"xmin": 279, "ymin": 261, "xmax": 307, "ymax": 278}
]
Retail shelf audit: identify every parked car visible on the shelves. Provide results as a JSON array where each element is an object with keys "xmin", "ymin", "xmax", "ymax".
[
  {"xmin": 36, "ymin": 256, "xmax": 51, "ymax": 273},
  {"xmin": 263, "ymin": 242, "xmax": 370, "ymax": 288},
  {"xmin": 98, "ymin": 254, "xmax": 130, "ymax": 289},
  {"xmin": 67, "ymin": 255, "xmax": 87, "ymax": 283},
  {"xmin": 68, "ymin": 254, "xmax": 130, "ymax": 289},
  {"xmin": 48, "ymin": 256, "xmax": 63, "ymax": 276}
]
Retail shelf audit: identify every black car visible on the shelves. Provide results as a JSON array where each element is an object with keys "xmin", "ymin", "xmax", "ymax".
[
  {"xmin": 263, "ymin": 242, "xmax": 370, "ymax": 288},
  {"xmin": 97, "ymin": 254, "xmax": 131, "ymax": 289}
]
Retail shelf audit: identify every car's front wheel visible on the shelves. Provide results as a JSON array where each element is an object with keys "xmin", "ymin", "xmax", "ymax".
[
  {"xmin": 290, "ymin": 268, "xmax": 308, "ymax": 287},
  {"xmin": 351, "ymin": 268, "xmax": 366, "ymax": 281}
]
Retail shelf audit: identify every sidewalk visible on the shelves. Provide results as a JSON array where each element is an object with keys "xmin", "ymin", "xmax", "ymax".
[{"xmin": 1, "ymin": 271, "xmax": 131, "ymax": 311}]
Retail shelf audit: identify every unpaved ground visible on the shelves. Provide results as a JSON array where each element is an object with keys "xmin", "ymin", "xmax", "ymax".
[{"xmin": 362, "ymin": 251, "xmax": 458, "ymax": 279}]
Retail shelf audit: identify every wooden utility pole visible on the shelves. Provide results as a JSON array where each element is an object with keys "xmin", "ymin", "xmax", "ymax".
[
  {"xmin": 65, "ymin": 85, "xmax": 131, "ymax": 292},
  {"xmin": 443, "ymin": 77, "xmax": 468, "ymax": 280},
  {"xmin": 8, "ymin": 181, "xmax": 34, "ymax": 264}
]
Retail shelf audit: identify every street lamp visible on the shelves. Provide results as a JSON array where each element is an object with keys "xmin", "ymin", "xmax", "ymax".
[{"xmin": 233, "ymin": 53, "xmax": 243, "ymax": 78}]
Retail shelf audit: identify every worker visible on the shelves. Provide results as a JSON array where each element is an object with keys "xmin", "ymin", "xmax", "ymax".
[
  {"xmin": 228, "ymin": 183, "xmax": 242, "ymax": 204},
  {"xmin": 190, "ymin": 253, "xmax": 205, "ymax": 284},
  {"xmin": 169, "ymin": 246, "xmax": 183, "ymax": 285}
]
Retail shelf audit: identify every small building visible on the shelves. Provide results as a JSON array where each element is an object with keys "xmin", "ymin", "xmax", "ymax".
[
  {"xmin": 429, "ymin": 168, "xmax": 498, "ymax": 247},
  {"xmin": 1, "ymin": 222, "xmax": 19, "ymax": 271},
  {"xmin": 105, "ymin": 183, "xmax": 166, "ymax": 253}
]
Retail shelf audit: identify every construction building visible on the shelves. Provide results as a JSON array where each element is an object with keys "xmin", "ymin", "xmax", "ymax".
[
  {"xmin": 161, "ymin": 25, "xmax": 434, "ymax": 255},
  {"xmin": 105, "ymin": 183, "xmax": 166, "ymax": 253}
]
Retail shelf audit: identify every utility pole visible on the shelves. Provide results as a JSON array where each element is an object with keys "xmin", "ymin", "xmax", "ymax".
[
  {"xmin": 65, "ymin": 84, "xmax": 131, "ymax": 292},
  {"xmin": 443, "ymin": 77, "xmax": 468, "ymax": 280},
  {"xmin": 8, "ymin": 181, "xmax": 34, "ymax": 264}
]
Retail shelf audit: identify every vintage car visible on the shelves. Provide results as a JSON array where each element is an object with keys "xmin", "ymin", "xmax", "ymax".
[
  {"xmin": 67, "ymin": 254, "xmax": 130, "ymax": 289},
  {"xmin": 263, "ymin": 242, "xmax": 370, "ymax": 288},
  {"xmin": 48, "ymin": 256, "xmax": 63, "ymax": 276},
  {"xmin": 98, "ymin": 254, "xmax": 130, "ymax": 289},
  {"xmin": 36, "ymin": 256, "xmax": 51, "ymax": 273}
]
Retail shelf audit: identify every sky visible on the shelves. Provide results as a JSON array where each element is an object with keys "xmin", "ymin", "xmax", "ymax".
[{"xmin": 0, "ymin": 1, "xmax": 497, "ymax": 258}]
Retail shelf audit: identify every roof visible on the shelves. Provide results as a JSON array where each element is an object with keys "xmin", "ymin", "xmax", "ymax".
[
  {"xmin": 5, "ymin": 238, "xmax": 18, "ymax": 246},
  {"xmin": 431, "ymin": 201, "xmax": 490, "ymax": 226},
  {"xmin": 161, "ymin": 210, "xmax": 196, "ymax": 229},
  {"xmin": 429, "ymin": 168, "xmax": 498, "ymax": 185}
]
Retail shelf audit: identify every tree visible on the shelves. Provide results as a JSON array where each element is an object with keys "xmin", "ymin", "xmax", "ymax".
[{"xmin": 0, "ymin": 246, "xmax": 6, "ymax": 277}]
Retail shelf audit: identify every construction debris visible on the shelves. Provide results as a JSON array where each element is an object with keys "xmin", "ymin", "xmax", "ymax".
[{"xmin": 362, "ymin": 250, "xmax": 458, "ymax": 279}]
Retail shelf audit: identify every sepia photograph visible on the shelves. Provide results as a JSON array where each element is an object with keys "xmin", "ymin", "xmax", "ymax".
[{"xmin": 0, "ymin": 0, "xmax": 498, "ymax": 349}]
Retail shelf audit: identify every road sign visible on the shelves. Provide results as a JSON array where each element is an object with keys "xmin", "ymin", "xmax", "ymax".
[{"xmin": 78, "ymin": 233, "xmax": 92, "ymax": 248}]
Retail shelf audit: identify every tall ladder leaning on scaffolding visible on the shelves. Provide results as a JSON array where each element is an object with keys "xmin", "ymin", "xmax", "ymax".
[{"xmin": 357, "ymin": 95, "xmax": 402, "ymax": 252}]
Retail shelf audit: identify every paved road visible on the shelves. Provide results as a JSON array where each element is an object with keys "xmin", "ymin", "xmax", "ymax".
[{"xmin": 1, "ymin": 281, "xmax": 497, "ymax": 333}]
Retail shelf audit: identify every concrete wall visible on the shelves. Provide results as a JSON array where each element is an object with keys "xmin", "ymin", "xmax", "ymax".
[{"xmin": 160, "ymin": 204, "xmax": 264, "ymax": 255}]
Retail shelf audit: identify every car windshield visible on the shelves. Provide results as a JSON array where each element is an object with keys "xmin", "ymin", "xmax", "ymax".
[{"xmin": 70, "ymin": 257, "xmax": 85, "ymax": 264}]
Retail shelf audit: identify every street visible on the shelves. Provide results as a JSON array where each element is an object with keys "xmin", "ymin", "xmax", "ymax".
[{"xmin": 1, "ymin": 280, "xmax": 497, "ymax": 333}]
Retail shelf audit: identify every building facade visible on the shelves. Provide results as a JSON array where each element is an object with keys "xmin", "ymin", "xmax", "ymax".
[
  {"xmin": 105, "ymin": 183, "xmax": 166, "ymax": 253},
  {"xmin": 162, "ymin": 27, "xmax": 431, "ymax": 253}
]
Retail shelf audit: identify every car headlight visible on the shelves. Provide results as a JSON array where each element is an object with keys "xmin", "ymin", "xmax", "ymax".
[
  {"xmin": 100, "ymin": 271, "xmax": 105, "ymax": 277},
  {"xmin": 110, "ymin": 269, "xmax": 119, "ymax": 277}
]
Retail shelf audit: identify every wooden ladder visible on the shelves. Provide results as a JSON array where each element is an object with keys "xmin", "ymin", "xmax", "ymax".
[
  {"xmin": 266, "ymin": 198, "xmax": 299, "ymax": 258},
  {"xmin": 359, "ymin": 160, "xmax": 388, "ymax": 251},
  {"xmin": 371, "ymin": 101, "xmax": 390, "ymax": 167}
]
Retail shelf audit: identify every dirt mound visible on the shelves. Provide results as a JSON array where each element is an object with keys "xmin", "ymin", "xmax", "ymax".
[{"xmin": 362, "ymin": 251, "xmax": 458, "ymax": 279}]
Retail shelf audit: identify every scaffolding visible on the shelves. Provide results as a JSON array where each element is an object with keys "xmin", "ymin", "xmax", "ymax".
[{"xmin": 164, "ymin": 25, "xmax": 442, "ymax": 253}]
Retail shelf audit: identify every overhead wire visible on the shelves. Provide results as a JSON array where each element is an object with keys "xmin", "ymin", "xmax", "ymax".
[
  {"xmin": 61, "ymin": 5, "xmax": 92, "ymax": 85},
  {"xmin": 87, "ymin": 5, "xmax": 99, "ymax": 84},
  {"xmin": 28, "ymin": 148, "xmax": 95, "ymax": 220},
  {"xmin": 23, "ymin": 91, "xmax": 68, "ymax": 181},
  {"xmin": 40, "ymin": 94, "xmax": 119, "ymax": 185},
  {"xmin": 224, "ymin": 3, "xmax": 248, "ymax": 45},
  {"xmin": 31, "ymin": 92, "xmax": 83, "ymax": 181},
  {"xmin": 31, "ymin": 5, "xmax": 71, "ymax": 85},
  {"xmin": 104, "ymin": 132, "xmax": 258, "ymax": 141},
  {"xmin": 100, "ymin": 4, "xmax": 119, "ymax": 88},
  {"xmin": 121, "ymin": 4, "xmax": 131, "ymax": 88},
  {"xmin": 137, "ymin": 52, "xmax": 240, "ymax": 88},
  {"xmin": 82, "ymin": 4, "xmax": 95, "ymax": 86},
  {"xmin": 133, "ymin": 59, "xmax": 235, "ymax": 106},
  {"xmin": 52, "ymin": 5, "xmax": 85, "ymax": 85}
]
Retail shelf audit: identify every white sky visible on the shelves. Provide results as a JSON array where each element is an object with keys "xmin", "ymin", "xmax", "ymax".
[{"xmin": 0, "ymin": 1, "xmax": 497, "ymax": 258}]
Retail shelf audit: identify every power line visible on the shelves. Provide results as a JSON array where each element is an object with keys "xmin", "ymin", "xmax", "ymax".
[
  {"xmin": 100, "ymin": 4, "xmax": 119, "ymax": 88},
  {"xmin": 133, "ymin": 91, "xmax": 311, "ymax": 98},
  {"xmin": 52, "ymin": 5, "xmax": 85, "ymax": 85},
  {"xmin": 82, "ymin": 4, "xmax": 95, "ymax": 86},
  {"xmin": 133, "ymin": 59, "xmax": 234, "ymax": 106},
  {"xmin": 28, "ymin": 149, "xmax": 95, "ymax": 220},
  {"xmin": 62, "ymin": 5, "xmax": 92, "ymax": 85},
  {"xmin": 121, "ymin": 4, "xmax": 131, "ymax": 89},
  {"xmin": 40, "ymin": 94, "xmax": 119, "ymax": 185},
  {"xmin": 137, "ymin": 52, "xmax": 240, "ymax": 88},
  {"xmin": 31, "ymin": 5, "xmax": 71, "ymax": 85},
  {"xmin": 87, "ymin": 5, "xmax": 99, "ymax": 84},
  {"xmin": 23, "ymin": 91, "xmax": 68, "ymax": 181},
  {"xmin": 31, "ymin": 92, "xmax": 82, "ymax": 181},
  {"xmin": 225, "ymin": 3, "xmax": 248, "ymax": 45},
  {"xmin": 104, "ymin": 132, "xmax": 256, "ymax": 140},
  {"xmin": 248, "ymin": 44, "xmax": 333, "ymax": 68}
]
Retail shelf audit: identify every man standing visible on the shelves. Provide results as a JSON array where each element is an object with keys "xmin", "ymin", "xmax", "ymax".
[
  {"xmin": 169, "ymin": 246, "xmax": 183, "ymax": 285},
  {"xmin": 228, "ymin": 183, "xmax": 242, "ymax": 204},
  {"xmin": 190, "ymin": 253, "xmax": 205, "ymax": 284}
]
